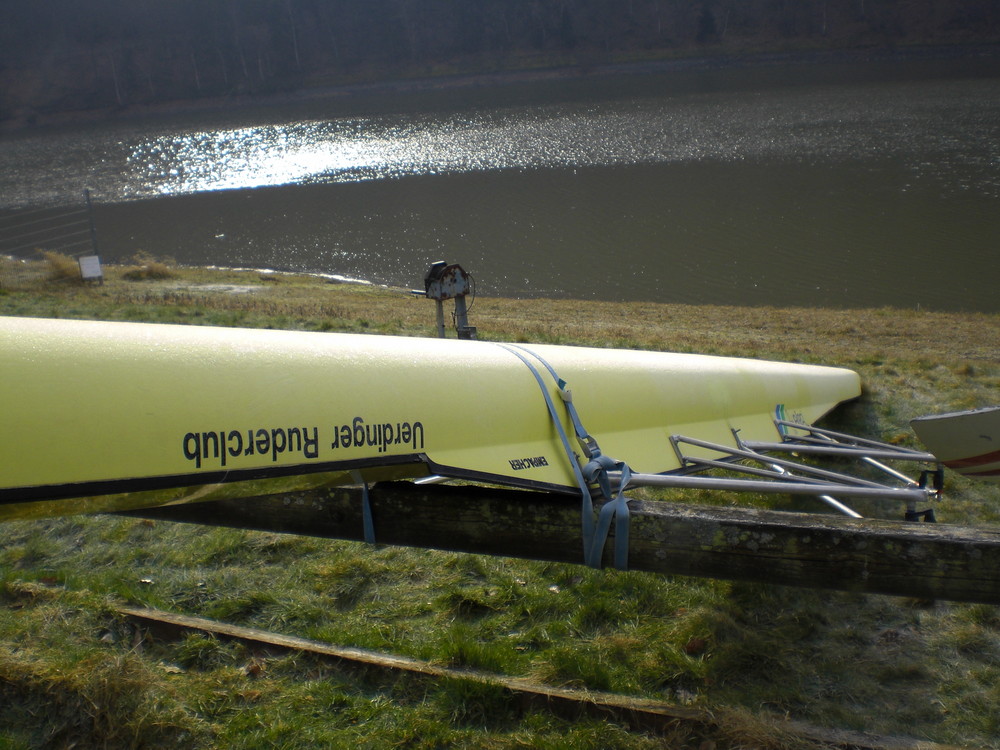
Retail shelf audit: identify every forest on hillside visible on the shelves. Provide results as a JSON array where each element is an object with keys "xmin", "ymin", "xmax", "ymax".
[{"xmin": 3, "ymin": 0, "xmax": 999, "ymax": 122}]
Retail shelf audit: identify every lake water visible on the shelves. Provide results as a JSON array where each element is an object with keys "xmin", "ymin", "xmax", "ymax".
[{"xmin": 1, "ymin": 57, "xmax": 998, "ymax": 311}]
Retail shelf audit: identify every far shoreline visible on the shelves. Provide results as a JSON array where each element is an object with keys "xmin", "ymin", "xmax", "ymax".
[{"xmin": 5, "ymin": 42, "xmax": 999, "ymax": 134}]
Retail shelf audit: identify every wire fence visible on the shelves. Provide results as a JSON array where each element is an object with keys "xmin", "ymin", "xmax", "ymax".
[{"xmin": 0, "ymin": 190, "xmax": 100, "ymax": 288}]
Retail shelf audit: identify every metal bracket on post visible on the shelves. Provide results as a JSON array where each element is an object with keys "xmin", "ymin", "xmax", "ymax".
[{"xmin": 414, "ymin": 262, "xmax": 477, "ymax": 339}]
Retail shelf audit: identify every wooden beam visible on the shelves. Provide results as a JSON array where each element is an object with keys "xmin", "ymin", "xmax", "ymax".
[
  {"xmin": 117, "ymin": 604, "xmax": 960, "ymax": 750},
  {"xmin": 119, "ymin": 482, "xmax": 1000, "ymax": 604},
  {"xmin": 116, "ymin": 605, "xmax": 714, "ymax": 740}
]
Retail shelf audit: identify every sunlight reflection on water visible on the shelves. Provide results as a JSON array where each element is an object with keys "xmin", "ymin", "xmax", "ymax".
[
  {"xmin": 128, "ymin": 120, "xmax": 394, "ymax": 193},
  {"xmin": 3, "ymin": 60, "xmax": 999, "ymax": 310},
  {"xmin": 122, "ymin": 76, "xmax": 1000, "ymax": 203}
]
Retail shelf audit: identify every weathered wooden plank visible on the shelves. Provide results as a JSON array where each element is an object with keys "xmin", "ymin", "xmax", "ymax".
[
  {"xmin": 117, "ymin": 604, "xmax": 958, "ymax": 750},
  {"xmin": 119, "ymin": 482, "xmax": 1000, "ymax": 604},
  {"xmin": 116, "ymin": 605, "xmax": 712, "ymax": 737}
]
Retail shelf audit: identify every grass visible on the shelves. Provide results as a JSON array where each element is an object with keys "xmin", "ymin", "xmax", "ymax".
[
  {"xmin": 119, "ymin": 251, "xmax": 177, "ymax": 281},
  {"xmin": 39, "ymin": 250, "xmax": 82, "ymax": 281},
  {"xmin": 1, "ymin": 258, "xmax": 999, "ymax": 748}
]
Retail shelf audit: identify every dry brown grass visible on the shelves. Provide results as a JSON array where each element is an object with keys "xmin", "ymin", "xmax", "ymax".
[
  {"xmin": 120, "ymin": 251, "xmax": 177, "ymax": 281},
  {"xmin": 3, "ymin": 259, "xmax": 996, "ymax": 369},
  {"xmin": 40, "ymin": 250, "xmax": 82, "ymax": 281}
]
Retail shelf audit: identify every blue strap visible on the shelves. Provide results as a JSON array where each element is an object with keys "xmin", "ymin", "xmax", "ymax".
[
  {"xmin": 361, "ymin": 483, "xmax": 375, "ymax": 545},
  {"xmin": 351, "ymin": 471, "xmax": 376, "ymax": 545},
  {"xmin": 496, "ymin": 345, "xmax": 596, "ymax": 549},
  {"xmin": 584, "ymin": 456, "xmax": 632, "ymax": 570},
  {"xmin": 509, "ymin": 346, "xmax": 600, "ymax": 460},
  {"xmin": 501, "ymin": 344, "xmax": 633, "ymax": 570}
]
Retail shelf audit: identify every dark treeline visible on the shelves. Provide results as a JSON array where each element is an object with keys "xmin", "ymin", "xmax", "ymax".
[{"xmin": 2, "ymin": 0, "xmax": 999, "ymax": 122}]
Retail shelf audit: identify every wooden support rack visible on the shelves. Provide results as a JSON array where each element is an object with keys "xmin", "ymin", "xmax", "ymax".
[{"xmin": 120, "ymin": 481, "xmax": 1000, "ymax": 605}]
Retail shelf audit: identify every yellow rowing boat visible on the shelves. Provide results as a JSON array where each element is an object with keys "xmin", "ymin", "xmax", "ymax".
[{"xmin": 0, "ymin": 316, "xmax": 862, "ymax": 520}]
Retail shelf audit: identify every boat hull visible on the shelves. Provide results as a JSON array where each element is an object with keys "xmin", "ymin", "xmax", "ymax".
[
  {"xmin": 1, "ymin": 317, "xmax": 861, "ymax": 520},
  {"xmin": 912, "ymin": 407, "xmax": 1000, "ymax": 482}
]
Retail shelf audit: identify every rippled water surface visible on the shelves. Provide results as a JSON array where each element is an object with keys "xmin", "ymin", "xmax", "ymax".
[{"xmin": 2, "ymin": 58, "xmax": 998, "ymax": 311}]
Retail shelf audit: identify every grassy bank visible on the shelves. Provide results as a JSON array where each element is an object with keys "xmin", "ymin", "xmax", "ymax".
[{"xmin": 1, "ymin": 257, "xmax": 999, "ymax": 749}]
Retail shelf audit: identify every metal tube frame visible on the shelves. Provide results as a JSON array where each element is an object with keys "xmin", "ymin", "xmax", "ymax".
[{"xmin": 650, "ymin": 418, "xmax": 944, "ymax": 519}]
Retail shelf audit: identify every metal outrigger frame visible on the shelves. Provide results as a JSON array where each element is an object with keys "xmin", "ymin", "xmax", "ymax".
[{"xmin": 611, "ymin": 420, "xmax": 944, "ymax": 521}]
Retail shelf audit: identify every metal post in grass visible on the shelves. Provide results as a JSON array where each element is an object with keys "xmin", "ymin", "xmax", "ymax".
[
  {"xmin": 84, "ymin": 189, "xmax": 99, "ymax": 257},
  {"xmin": 417, "ymin": 261, "xmax": 477, "ymax": 339}
]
